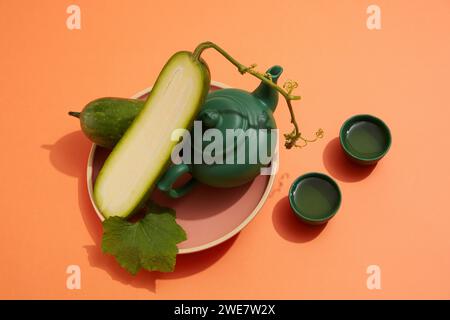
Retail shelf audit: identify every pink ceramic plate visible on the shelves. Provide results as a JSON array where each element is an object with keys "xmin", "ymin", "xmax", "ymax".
[{"xmin": 86, "ymin": 82, "xmax": 276, "ymax": 254}]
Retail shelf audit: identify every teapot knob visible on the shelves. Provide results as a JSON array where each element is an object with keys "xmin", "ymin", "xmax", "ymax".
[
  {"xmin": 201, "ymin": 110, "xmax": 221, "ymax": 128},
  {"xmin": 257, "ymin": 111, "xmax": 269, "ymax": 128}
]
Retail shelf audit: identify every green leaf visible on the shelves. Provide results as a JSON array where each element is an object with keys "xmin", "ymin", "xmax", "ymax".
[{"xmin": 101, "ymin": 207, "xmax": 187, "ymax": 275}]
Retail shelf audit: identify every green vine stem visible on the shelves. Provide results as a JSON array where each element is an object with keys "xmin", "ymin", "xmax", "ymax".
[{"xmin": 193, "ymin": 41, "xmax": 323, "ymax": 149}]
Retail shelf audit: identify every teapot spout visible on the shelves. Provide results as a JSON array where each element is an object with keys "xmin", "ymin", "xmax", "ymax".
[{"xmin": 252, "ymin": 65, "xmax": 283, "ymax": 112}]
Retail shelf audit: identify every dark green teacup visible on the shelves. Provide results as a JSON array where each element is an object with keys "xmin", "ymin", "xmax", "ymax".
[
  {"xmin": 289, "ymin": 172, "xmax": 342, "ymax": 225},
  {"xmin": 340, "ymin": 114, "xmax": 392, "ymax": 165}
]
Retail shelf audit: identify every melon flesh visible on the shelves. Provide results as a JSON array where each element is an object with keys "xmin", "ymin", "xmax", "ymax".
[{"xmin": 94, "ymin": 52, "xmax": 209, "ymax": 218}]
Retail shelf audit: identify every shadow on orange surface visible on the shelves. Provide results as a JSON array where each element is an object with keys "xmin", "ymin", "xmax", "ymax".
[
  {"xmin": 42, "ymin": 130, "xmax": 104, "ymax": 241},
  {"xmin": 323, "ymin": 137, "xmax": 376, "ymax": 182},
  {"xmin": 84, "ymin": 235, "xmax": 237, "ymax": 292},
  {"xmin": 45, "ymin": 130, "xmax": 236, "ymax": 292},
  {"xmin": 272, "ymin": 196, "xmax": 326, "ymax": 243}
]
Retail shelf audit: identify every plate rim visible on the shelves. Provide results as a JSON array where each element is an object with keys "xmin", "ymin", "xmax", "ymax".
[{"xmin": 86, "ymin": 81, "xmax": 277, "ymax": 254}]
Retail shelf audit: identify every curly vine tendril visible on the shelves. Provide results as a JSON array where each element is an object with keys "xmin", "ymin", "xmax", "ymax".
[{"xmin": 193, "ymin": 41, "xmax": 323, "ymax": 149}]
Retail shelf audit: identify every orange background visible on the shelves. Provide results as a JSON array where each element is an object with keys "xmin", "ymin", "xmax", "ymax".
[{"xmin": 1, "ymin": 0, "xmax": 450, "ymax": 299}]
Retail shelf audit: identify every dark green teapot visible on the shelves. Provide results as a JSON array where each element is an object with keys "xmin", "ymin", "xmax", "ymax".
[{"xmin": 157, "ymin": 66, "xmax": 283, "ymax": 198}]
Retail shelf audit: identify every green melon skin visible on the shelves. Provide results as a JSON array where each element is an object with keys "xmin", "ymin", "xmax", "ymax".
[{"xmin": 69, "ymin": 97, "xmax": 144, "ymax": 149}]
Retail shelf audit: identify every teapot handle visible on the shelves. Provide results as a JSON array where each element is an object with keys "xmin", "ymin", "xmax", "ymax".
[{"xmin": 157, "ymin": 163, "xmax": 197, "ymax": 198}]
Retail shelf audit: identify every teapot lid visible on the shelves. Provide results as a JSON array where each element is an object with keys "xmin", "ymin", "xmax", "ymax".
[
  {"xmin": 198, "ymin": 94, "xmax": 249, "ymax": 133},
  {"xmin": 193, "ymin": 93, "xmax": 251, "ymax": 158}
]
